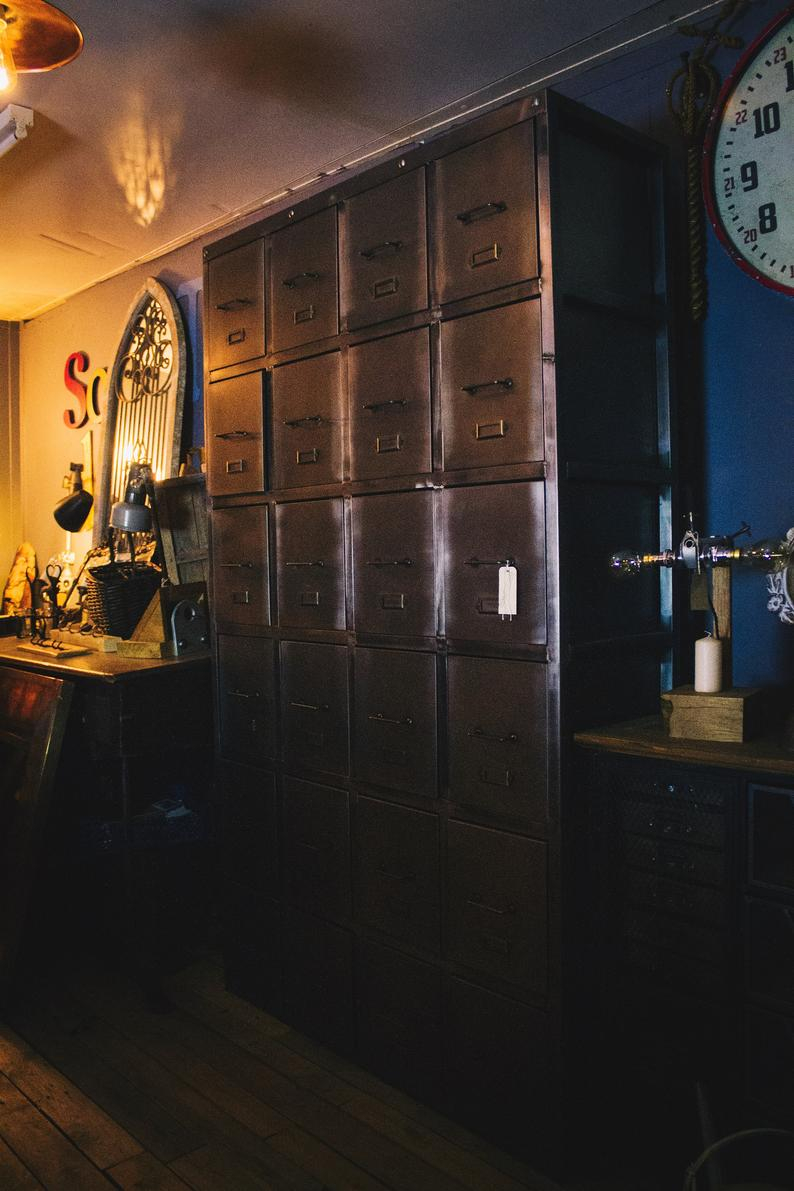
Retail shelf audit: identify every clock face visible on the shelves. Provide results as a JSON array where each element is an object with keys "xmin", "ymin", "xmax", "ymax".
[{"xmin": 703, "ymin": 5, "xmax": 794, "ymax": 296}]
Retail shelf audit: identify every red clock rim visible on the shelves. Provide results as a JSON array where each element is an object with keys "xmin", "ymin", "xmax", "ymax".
[{"xmin": 702, "ymin": 3, "xmax": 794, "ymax": 297}]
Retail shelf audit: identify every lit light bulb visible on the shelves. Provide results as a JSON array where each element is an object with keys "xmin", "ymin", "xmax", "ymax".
[
  {"xmin": 0, "ymin": 18, "xmax": 17, "ymax": 93},
  {"xmin": 610, "ymin": 550, "xmax": 643, "ymax": 578}
]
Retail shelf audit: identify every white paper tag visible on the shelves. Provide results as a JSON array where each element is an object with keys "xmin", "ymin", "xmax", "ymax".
[{"xmin": 498, "ymin": 564, "xmax": 517, "ymax": 617}]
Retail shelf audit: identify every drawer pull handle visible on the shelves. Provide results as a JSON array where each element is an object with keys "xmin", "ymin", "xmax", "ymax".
[
  {"xmin": 220, "ymin": 561, "xmax": 254, "ymax": 569},
  {"xmin": 289, "ymin": 700, "xmax": 329, "ymax": 712},
  {"xmin": 376, "ymin": 433, "xmax": 402, "ymax": 454},
  {"xmin": 461, "ymin": 378, "xmax": 514, "ymax": 396},
  {"xmin": 226, "ymin": 459, "xmax": 245, "ymax": 474},
  {"xmin": 283, "ymin": 270, "xmax": 320, "ymax": 289},
  {"xmin": 377, "ymin": 866, "xmax": 415, "ymax": 882},
  {"xmin": 466, "ymin": 555, "xmax": 515, "ymax": 568},
  {"xmin": 368, "ymin": 711, "xmax": 414, "ymax": 727},
  {"xmin": 228, "ymin": 688, "xmax": 259, "ymax": 699},
  {"xmin": 227, "ymin": 328, "xmax": 246, "ymax": 345},
  {"xmin": 467, "ymin": 727, "xmax": 519, "ymax": 744},
  {"xmin": 215, "ymin": 429, "xmax": 252, "ymax": 440},
  {"xmin": 365, "ymin": 557, "xmax": 413, "ymax": 568},
  {"xmin": 283, "ymin": 414, "xmax": 325, "ymax": 428},
  {"xmin": 284, "ymin": 560, "xmax": 325, "ymax": 568},
  {"xmin": 231, "ymin": 591, "xmax": 251, "ymax": 604},
  {"xmin": 296, "ymin": 448, "xmax": 319, "ymax": 465},
  {"xmin": 362, "ymin": 398, "xmax": 407, "ymax": 412},
  {"xmin": 456, "ymin": 201, "xmax": 507, "ymax": 224},
  {"xmin": 359, "ymin": 240, "xmax": 403, "ymax": 260},
  {"xmin": 467, "ymin": 898, "xmax": 515, "ymax": 917},
  {"xmin": 215, "ymin": 297, "xmax": 252, "ymax": 312}
]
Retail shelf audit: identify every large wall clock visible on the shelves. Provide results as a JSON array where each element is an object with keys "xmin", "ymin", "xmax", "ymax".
[{"xmin": 703, "ymin": 5, "xmax": 794, "ymax": 296}]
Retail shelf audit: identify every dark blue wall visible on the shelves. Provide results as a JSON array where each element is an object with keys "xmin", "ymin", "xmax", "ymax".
[{"xmin": 561, "ymin": 0, "xmax": 794, "ymax": 687}]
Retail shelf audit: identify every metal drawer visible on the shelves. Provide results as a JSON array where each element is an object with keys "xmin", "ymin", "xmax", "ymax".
[
  {"xmin": 282, "ymin": 777, "xmax": 350, "ymax": 923},
  {"xmin": 222, "ymin": 884, "xmax": 282, "ymax": 1013},
  {"xmin": 207, "ymin": 240, "xmax": 265, "ymax": 370},
  {"xmin": 220, "ymin": 762, "xmax": 278, "ymax": 899},
  {"xmin": 283, "ymin": 908, "xmax": 354, "ymax": 1054},
  {"xmin": 354, "ymin": 795, "xmax": 440, "ymax": 953},
  {"xmin": 443, "ymin": 482, "xmax": 546, "ymax": 645},
  {"xmin": 349, "ymin": 327, "xmax": 432, "ymax": 481},
  {"xmin": 432, "ymin": 120, "xmax": 537, "ymax": 305},
  {"xmin": 268, "ymin": 208, "xmax": 338, "ymax": 352},
  {"xmin": 211, "ymin": 505, "xmax": 270, "ymax": 626},
  {"xmin": 205, "ymin": 372, "xmax": 265, "ymax": 496},
  {"xmin": 621, "ymin": 832, "xmax": 727, "ymax": 888},
  {"xmin": 270, "ymin": 351, "xmax": 344, "ymax": 490},
  {"xmin": 352, "ymin": 491, "xmax": 435, "ymax": 637},
  {"xmin": 748, "ymin": 898, "xmax": 794, "ymax": 1011},
  {"xmin": 446, "ymin": 820, "xmax": 547, "ymax": 994},
  {"xmin": 445, "ymin": 977, "xmax": 551, "ymax": 1151},
  {"xmin": 446, "ymin": 655, "xmax": 547, "ymax": 825},
  {"xmin": 340, "ymin": 167, "xmax": 428, "ymax": 330},
  {"xmin": 619, "ymin": 798, "xmax": 726, "ymax": 851},
  {"xmin": 352, "ymin": 647, "xmax": 437, "ymax": 798},
  {"xmin": 216, "ymin": 634, "xmax": 276, "ymax": 766},
  {"xmin": 624, "ymin": 869, "xmax": 725, "ymax": 927},
  {"xmin": 439, "ymin": 300, "xmax": 543, "ymax": 471},
  {"xmin": 275, "ymin": 498, "xmax": 345, "ymax": 630},
  {"xmin": 280, "ymin": 640, "xmax": 349, "ymax": 778},
  {"xmin": 356, "ymin": 939, "xmax": 443, "ymax": 1102}
]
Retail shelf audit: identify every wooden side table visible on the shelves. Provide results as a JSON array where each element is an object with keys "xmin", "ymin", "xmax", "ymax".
[{"xmin": 0, "ymin": 641, "xmax": 214, "ymax": 986}]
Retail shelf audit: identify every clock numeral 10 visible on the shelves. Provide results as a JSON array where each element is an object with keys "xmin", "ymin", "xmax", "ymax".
[
  {"xmin": 753, "ymin": 102, "xmax": 781, "ymax": 138},
  {"xmin": 786, "ymin": 59, "xmax": 794, "ymax": 91}
]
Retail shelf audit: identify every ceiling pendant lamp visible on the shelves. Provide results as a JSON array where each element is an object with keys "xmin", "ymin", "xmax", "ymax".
[{"xmin": 0, "ymin": 0, "xmax": 83, "ymax": 94}]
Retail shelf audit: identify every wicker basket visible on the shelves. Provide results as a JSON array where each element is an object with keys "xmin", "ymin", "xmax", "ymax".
[{"xmin": 84, "ymin": 562, "xmax": 161, "ymax": 638}]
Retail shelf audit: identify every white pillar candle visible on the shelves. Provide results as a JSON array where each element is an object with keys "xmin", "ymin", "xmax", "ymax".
[{"xmin": 694, "ymin": 635, "xmax": 723, "ymax": 693}]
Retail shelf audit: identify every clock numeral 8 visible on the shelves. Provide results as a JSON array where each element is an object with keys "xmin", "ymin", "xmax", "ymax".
[{"xmin": 759, "ymin": 203, "xmax": 778, "ymax": 234}]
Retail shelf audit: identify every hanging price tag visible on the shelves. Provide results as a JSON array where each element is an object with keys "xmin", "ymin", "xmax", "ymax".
[{"xmin": 498, "ymin": 563, "xmax": 517, "ymax": 619}]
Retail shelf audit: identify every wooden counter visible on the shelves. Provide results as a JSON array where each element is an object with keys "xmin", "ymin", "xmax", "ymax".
[
  {"xmin": 0, "ymin": 637, "xmax": 209, "ymax": 684},
  {"xmin": 575, "ymin": 713, "xmax": 794, "ymax": 777}
]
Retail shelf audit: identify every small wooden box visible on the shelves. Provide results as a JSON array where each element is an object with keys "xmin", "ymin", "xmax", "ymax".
[{"xmin": 661, "ymin": 685, "xmax": 766, "ymax": 742}]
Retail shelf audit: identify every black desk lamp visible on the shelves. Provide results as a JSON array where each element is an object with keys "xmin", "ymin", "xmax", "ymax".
[{"xmin": 53, "ymin": 463, "xmax": 93, "ymax": 532}]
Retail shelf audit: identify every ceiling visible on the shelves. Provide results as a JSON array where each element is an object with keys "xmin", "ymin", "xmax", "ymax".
[{"xmin": 0, "ymin": 0, "xmax": 722, "ymax": 322}]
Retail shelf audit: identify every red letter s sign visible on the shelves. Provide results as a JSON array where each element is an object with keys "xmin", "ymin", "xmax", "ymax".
[{"xmin": 63, "ymin": 351, "xmax": 89, "ymax": 428}]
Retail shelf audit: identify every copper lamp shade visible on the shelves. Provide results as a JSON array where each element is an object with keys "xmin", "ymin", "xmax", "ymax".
[{"xmin": 1, "ymin": 0, "xmax": 82, "ymax": 75}]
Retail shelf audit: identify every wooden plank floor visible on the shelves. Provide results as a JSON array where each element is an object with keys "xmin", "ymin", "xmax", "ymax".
[{"xmin": 0, "ymin": 955, "xmax": 672, "ymax": 1191}]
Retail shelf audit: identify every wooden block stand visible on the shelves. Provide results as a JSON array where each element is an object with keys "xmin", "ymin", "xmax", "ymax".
[{"xmin": 661, "ymin": 685, "xmax": 767, "ymax": 742}]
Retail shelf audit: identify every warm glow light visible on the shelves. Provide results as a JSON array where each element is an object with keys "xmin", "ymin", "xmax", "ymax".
[
  {"xmin": 109, "ymin": 99, "xmax": 178, "ymax": 228},
  {"xmin": 0, "ymin": 19, "xmax": 17, "ymax": 92}
]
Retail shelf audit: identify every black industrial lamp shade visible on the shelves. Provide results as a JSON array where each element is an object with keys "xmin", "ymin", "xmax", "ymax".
[{"xmin": 53, "ymin": 462, "xmax": 93, "ymax": 531}]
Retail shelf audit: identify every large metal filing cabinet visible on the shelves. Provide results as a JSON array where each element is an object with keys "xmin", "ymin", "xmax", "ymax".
[{"xmin": 204, "ymin": 90, "xmax": 674, "ymax": 1171}]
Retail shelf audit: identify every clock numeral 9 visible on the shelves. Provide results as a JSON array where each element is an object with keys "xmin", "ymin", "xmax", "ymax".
[
  {"xmin": 759, "ymin": 203, "xmax": 777, "ymax": 234},
  {"xmin": 740, "ymin": 161, "xmax": 758, "ymax": 191},
  {"xmin": 753, "ymin": 102, "xmax": 781, "ymax": 138}
]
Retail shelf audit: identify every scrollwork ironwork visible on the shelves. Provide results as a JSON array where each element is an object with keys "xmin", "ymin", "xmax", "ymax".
[{"xmin": 115, "ymin": 297, "xmax": 173, "ymax": 405}]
